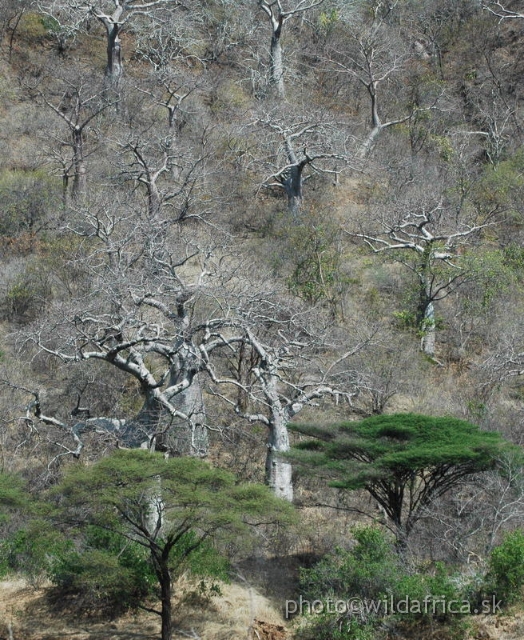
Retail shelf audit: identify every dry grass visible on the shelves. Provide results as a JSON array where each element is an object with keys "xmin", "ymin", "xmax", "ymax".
[{"xmin": 0, "ymin": 573, "xmax": 292, "ymax": 640}]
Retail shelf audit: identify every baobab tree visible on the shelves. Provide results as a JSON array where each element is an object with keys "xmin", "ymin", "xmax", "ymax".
[
  {"xmin": 351, "ymin": 193, "xmax": 495, "ymax": 358},
  {"xmin": 15, "ymin": 195, "xmax": 239, "ymax": 458},
  {"xmin": 12, "ymin": 188, "xmax": 366, "ymax": 497},
  {"xmin": 253, "ymin": 111, "xmax": 354, "ymax": 218},
  {"xmin": 206, "ymin": 291, "xmax": 372, "ymax": 500},
  {"xmin": 117, "ymin": 128, "xmax": 216, "ymax": 220},
  {"xmin": 326, "ymin": 2, "xmax": 425, "ymax": 158},
  {"xmin": 136, "ymin": 71, "xmax": 198, "ymax": 130},
  {"xmin": 258, "ymin": 0, "xmax": 324, "ymax": 99},
  {"xmin": 41, "ymin": 0, "xmax": 178, "ymax": 83}
]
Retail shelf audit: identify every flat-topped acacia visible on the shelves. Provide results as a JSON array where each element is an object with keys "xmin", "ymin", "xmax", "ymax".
[{"xmin": 289, "ymin": 413, "xmax": 519, "ymax": 546}]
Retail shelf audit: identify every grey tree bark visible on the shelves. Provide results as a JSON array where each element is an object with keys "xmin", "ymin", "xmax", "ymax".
[{"xmin": 256, "ymin": 116, "xmax": 349, "ymax": 219}]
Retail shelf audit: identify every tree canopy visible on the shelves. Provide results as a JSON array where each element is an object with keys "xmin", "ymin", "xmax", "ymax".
[
  {"xmin": 52, "ymin": 449, "xmax": 295, "ymax": 640},
  {"xmin": 289, "ymin": 413, "xmax": 519, "ymax": 545}
]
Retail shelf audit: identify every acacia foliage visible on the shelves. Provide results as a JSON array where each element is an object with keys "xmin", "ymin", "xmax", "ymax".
[
  {"xmin": 53, "ymin": 449, "xmax": 296, "ymax": 552},
  {"xmin": 289, "ymin": 413, "xmax": 519, "ymax": 540},
  {"xmin": 51, "ymin": 449, "xmax": 295, "ymax": 639}
]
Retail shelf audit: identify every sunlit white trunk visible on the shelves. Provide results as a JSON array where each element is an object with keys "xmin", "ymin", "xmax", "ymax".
[
  {"xmin": 266, "ymin": 423, "xmax": 293, "ymax": 502},
  {"xmin": 420, "ymin": 299, "xmax": 436, "ymax": 358},
  {"xmin": 265, "ymin": 379, "xmax": 293, "ymax": 501},
  {"xmin": 418, "ymin": 270, "xmax": 436, "ymax": 358}
]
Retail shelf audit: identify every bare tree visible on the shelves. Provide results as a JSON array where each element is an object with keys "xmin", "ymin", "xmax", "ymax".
[
  {"xmin": 325, "ymin": 2, "xmax": 429, "ymax": 158},
  {"xmin": 41, "ymin": 0, "xmax": 178, "ymax": 83},
  {"xmin": 482, "ymin": 1, "xmax": 524, "ymax": 20},
  {"xmin": 1, "ymin": 0, "xmax": 32, "ymax": 62},
  {"xmin": 117, "ymin": 128, "xmax": 215, "ymax": 221},
  {"xmin": 258, "ymin": 0, "xmax": 324, "ymax": 99},
  {"xmin": 350, "ymin": 193, "xmax": 495, "ymax": 358},
  {"xmin": 206, "ymin": 294, "xmax": 371, "ymax": 500},
  {"xmin": 253, "ymin": 111, "xmax": 354, "ymax": 218},
  {"xmin": 36, "ymin": 76, "xmax": 110, "ymax": 203},
  {"xmin": 136, "ymin": 71, "xmax": 198, "ymax": 130},
  {"xmin": 15, "ymin": 194, "xmax": 238, "ymax": 457},
  {"xmin": 420, "ymin": 454, "xmax": 524, "ymax": 562}
]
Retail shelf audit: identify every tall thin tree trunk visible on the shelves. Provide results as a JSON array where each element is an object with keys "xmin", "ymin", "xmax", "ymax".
[
  {"xmin": 72, "ymin": 126, "xmax": 86, "ymax": 199},
  {"xmin": 418, "ymin": 274, "xmax": 436, "ymax": 358},
  {"xmin": 153, "ymin": 551, "xmax": 173, "ymax": 640},
  {"xmin": 358, "ymin": 124, "xmax": 383, "ymax": 158},
  {"xmin": 106, "ymin": 24, "xmax": 123, "ymax": 82},
  {"xmin": 420, "ymin": 300, "xmax": 436, "ymax": 357},
  {"xmin": 270, "ymin": 23, "xmax": 285, "ymax": 99}
]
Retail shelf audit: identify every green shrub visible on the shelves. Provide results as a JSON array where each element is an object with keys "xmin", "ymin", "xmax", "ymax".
[
  {"xmin": 51, "ymin": 548, "xmax": 149, "ymax": 613},
  {"xmin": 395, "ymin": 563, "xmax": 465, "ymax": 623},
  {"xmin": 49, "ymin": 526, "xmax": 156, "ymax": 613},
  {"xmin": 485, "ymin": 529, "xmax": 524, "ymax": 606},
  {"xmin": 295, "ymin": 612, "xmax": 377, "ymax": 640},
  {"xmin": 0, "ymin": 521, "xmax": 73, "ymax": 587},
  {"xmin": 47, "ymin": 526, "xmax": 229, "ymax": 615},
  {"xmin": 169, "ymin": 529, "xmax": 230, "ymax": 583},
  {"xmin": 2, "ymin": 264, "xmax": 53, "ymax": 323},
  {"xmin": 301, "ymin": 526, "xmax": 400, "ymax": 604},
  {"xmin": 296, "ymin": 526, "xmax": 474, "ymax": 639}
]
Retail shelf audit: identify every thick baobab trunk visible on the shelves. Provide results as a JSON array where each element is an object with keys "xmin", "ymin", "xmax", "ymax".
[
  {"xmin": 126, "ymin": 389, "xmax": 163, "ymax": 447},
  {"xmin": 119, "ymin": 379, "xmax": 207, "ymax": 457},
  {"xmin": 166, "ymin": 371, "xmax": 208, "ymax": 457},
  {"xmin": 265, "ymin": 378, "xmax": 293, "ymax": 501},
  {"xmin": 266, "ymin": 416, "xmax": 293, "ymax": 502},
  {"xmin": 270, "ymin": 25, "xmax": 285, "ymax": 99}
]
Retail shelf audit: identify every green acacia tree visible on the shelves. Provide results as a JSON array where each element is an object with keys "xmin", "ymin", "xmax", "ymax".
[
  {"xmin": 52, "ymin": 449, "xmax": 294, "ymax": 640},
  {"xmin": 289, "ymin": 413, "xmax": 519, "ymax": 548}
]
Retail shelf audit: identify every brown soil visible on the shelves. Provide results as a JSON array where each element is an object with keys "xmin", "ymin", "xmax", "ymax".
[{"xmin": 0, "ymin": 576, "xmax": 289, "ymax": 640}]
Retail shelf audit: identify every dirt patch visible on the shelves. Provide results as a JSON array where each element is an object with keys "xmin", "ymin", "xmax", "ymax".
[
  {"xmin": 250, "ymin": 619, "xmax": 287, "ymax": 640},
  {"xmin": 0, "ymin": 576, "xmax": 290, "ymax": 640}
]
